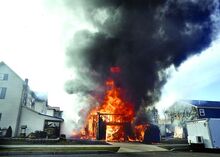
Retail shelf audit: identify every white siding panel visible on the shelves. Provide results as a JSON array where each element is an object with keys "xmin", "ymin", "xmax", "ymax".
[
  {"xmin": 19, "ymin": 107, "xmax": 45, "ymax": 136},
  {"xmin": 0, "ymin": 64, "xmax": 24, "ymax": 136}
]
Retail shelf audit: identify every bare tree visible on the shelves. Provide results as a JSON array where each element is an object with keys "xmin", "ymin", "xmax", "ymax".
[{"xmin": 164, "ymin": 101, "xmax": 198, "ymax": 126}]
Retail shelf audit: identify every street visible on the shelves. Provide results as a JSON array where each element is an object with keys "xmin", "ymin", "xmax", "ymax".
[
  {"xmin": 1, "ymin": 152, "xmax": 220, "ymax": 157},
  {"xmin": 1, "ymin": 142, "xmax": 220, "ymax": 157}
]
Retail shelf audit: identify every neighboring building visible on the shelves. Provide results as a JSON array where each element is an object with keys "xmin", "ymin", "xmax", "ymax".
[
  {"xmin": 0, "ymin": 61, "xmax": 63, "ymax": 137},
  {"xmin": 189, "ymin": 100, "xmax": 220, "ymax": 119},
  {"xmin": 0, "ymin": 62, "xmax": 24, "ymax": 137},
  {"xmin": 161, "ymin": 100, "xmax": 220, "ymax": 138}
]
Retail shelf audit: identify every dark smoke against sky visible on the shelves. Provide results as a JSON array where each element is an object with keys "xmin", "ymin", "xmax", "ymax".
[{"xmin": 65, "ymin": 0, "xmax": 219, "ymax": 115}]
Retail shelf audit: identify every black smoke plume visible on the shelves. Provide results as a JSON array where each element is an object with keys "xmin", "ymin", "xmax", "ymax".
[{"xmin": 65, "ymin": 0, "xmax": 219, "ymax": 119}]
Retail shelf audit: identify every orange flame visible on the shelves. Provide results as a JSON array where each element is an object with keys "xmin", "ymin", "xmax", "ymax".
[
  {"xmin": 73, "ymin": 67, "xmax": 148, "ymax": 142},
  {"xmin": 134, "ymin": 124, "xmax": 149, "ymax": 142}
]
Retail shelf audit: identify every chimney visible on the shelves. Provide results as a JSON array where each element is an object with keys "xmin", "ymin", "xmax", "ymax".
[{"xmin": 25, "ymin": 78, "xmax": 28, "ymax": 85}]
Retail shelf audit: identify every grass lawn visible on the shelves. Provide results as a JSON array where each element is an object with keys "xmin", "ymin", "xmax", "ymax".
[
  {"xmin": 0, "ymin": 138, "xmax": 110, "ymax": 145},
  {"xmin": 0, "ymin": 146, "xmax": 120, "ymax": 153}
]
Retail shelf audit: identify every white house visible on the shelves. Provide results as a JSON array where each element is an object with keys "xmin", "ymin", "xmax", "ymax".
[{"xmin": 0, "ymin": 61, "xmax": 63, "ymax": 137}]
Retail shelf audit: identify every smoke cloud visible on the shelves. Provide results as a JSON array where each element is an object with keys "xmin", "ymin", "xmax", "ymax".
[{"xmin": 65, "ymin": 0, "xmax": 219, "ymax": 121}]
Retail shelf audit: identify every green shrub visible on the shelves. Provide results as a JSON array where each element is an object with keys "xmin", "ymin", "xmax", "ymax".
[
  {"xmin": 35, "ymin": 130, "xmax": 47, "ymax": 138},
  {"xmin": 5, "ymin": 126, "xmax": 12, "ymax": 137}
]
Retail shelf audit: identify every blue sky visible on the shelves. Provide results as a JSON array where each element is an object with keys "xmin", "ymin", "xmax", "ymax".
[{"xmin": 156, "ymin": 36, "xmax": 220, "ymax": 114}]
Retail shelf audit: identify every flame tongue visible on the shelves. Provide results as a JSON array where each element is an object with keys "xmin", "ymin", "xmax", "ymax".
[{"xmin": 100, "ymin": 79, "xmax": 134, "ymax": 119}]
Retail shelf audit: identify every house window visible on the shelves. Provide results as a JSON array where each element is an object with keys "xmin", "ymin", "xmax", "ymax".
[
  {"xmin": 0, "ymin": 74, "xmax": 8, "ymax": 80},
  {"xmin": 0, "ymin": 87, "xmax": 7, "ymax": 99},
  {"xmin": 199, "ymin": 109, "xmax": 205, "ymax": 117}
]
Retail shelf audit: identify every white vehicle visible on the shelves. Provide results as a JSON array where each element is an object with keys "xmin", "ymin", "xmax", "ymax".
[{"xmin": 186, "ymin": 118, "xmax": 220, "ymax": 149}]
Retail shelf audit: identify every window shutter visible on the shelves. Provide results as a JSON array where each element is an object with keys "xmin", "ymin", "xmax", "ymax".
[{"xmin": 0, "ymin": 88, "xmax": 7, "ymax": 99}]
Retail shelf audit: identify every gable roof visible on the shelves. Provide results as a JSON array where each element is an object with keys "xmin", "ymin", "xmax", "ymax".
[
  {"xmin": 189, "ymin": 100, "xmax": 220, "ymax": 109},
  {"xmin": 0, "ymin": 61, "xmax": 25, "ymax": 83}
]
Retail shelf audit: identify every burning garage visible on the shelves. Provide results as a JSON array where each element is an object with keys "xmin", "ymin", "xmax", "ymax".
[
  {"xmin": 63, "ymin": 0, "xmax": 219, "ymax": 143},
  {"xmin": 71, "ymin": 67, "xmax": 158, "ymax": 142}
]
